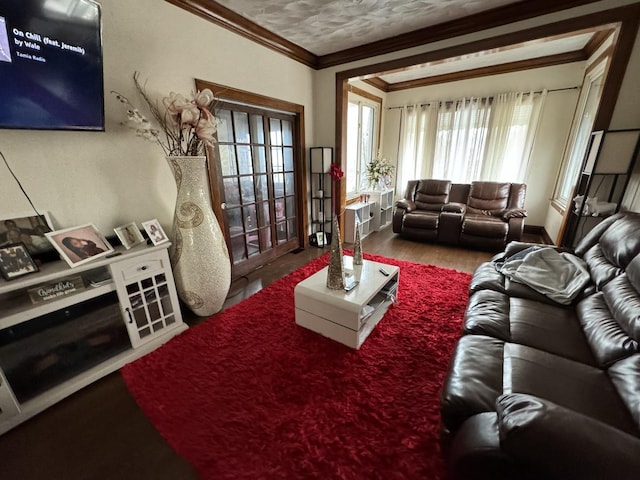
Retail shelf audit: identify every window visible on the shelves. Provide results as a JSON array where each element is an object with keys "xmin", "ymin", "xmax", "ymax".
[
  {"xmin": 553, "ymin": 61, "xmax": 606, "ymax": 209},
  {"xmin": 398, "ymin": 90, "xmax": 545, "ymax": 189},
  {"xmin": 346, "ymin": 90, "xmax": 381, "ymax": 195}
]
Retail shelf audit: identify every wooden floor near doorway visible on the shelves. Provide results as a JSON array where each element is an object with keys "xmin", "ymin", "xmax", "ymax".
[{"xmin": 0, "ymin": 227, "xmax": 544, "ymax": 480}]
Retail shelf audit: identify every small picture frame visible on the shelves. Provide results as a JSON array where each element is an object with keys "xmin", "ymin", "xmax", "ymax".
[
  {"xmin": 114, "ymin": 222, "xmax": 145, "ymax": 250},
  {"xmin": 0, "ymin": 212, "xmax": 55, "ymax": 257},
  {"xmin": 46, "ymin": 223, "xmax": 115, "ymax": 268},
  {"xmin": 0, "ymin": 242, "xmax": 39, "ymax": 280},
  {"xmin": 142, "ymin": 219, "xmax": 168, "ymax": 245}
]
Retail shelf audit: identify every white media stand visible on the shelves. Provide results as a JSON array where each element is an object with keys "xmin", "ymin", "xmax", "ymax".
[
  {"xmin": 0, "ymin": 242, "xmax": 187, "ymax": 435},
  {"xmin": 294, "ymin": 256, "xmax": 399, "ymax": 349}
]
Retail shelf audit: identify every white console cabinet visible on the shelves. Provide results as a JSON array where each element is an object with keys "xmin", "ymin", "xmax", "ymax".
[
  {"xmin": 0, "ymin": 243, "xmax": 187, "ymax": 435},
  {"xmin": 361, "ymin": 189, "xmax": 395, "ymax": 231}
]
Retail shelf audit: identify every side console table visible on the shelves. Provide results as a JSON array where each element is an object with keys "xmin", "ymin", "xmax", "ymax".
[
  {"xmin": 0, "ymin": 242, "xmax": 187, "ymax": 435},
  {"xmin": 294, "ymin": 256, "xmax": 399, "ymax": 349}
]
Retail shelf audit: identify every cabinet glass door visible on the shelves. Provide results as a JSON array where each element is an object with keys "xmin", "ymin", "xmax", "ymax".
[{"xmin": 123, "ymin": 272, "xmax": 177, "ymax": 347}]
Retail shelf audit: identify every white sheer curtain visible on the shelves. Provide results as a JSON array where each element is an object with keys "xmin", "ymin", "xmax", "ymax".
[
  {"xmin": 480, "ymin": 90, "xmax": 547, "ymax": 181},
  {"xmin": 396, "ymin": 90, "xmax": 547, "ymax": 188},
  {"xmin": 396, "ymin": 103, "xmax": 437, "ymax": 192},
  {"xmin": 433, "ymin": 97, "xmax": 491, "ymax": 182}
]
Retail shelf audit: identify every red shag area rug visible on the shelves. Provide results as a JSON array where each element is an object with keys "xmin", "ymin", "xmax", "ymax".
[{"xmin": 121, "ymin": 252, "xmax": 471, "ymax": 480}]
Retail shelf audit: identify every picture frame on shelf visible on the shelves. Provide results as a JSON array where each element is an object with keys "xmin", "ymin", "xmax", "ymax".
[
  {"xmin": 114, "ymin": 222, "xmax": 145, "ymax": 250},
  {"xmin": 45, "ymin": 223, "xmax": 115, "ymax": 268},
  {"xmin": 0, "ymin": 242, "xmax": 39, "ymax": 280},
  {"xmin": 142, "ymin": 219, "xmax": 168, "ymax": 245},
  {"xmin": 0, "ymin": 212, "xmax": 55, "ymax": 258},
  {"xmin": 316, "ymin": 231, "xmax": 326, "ymax": 247}
]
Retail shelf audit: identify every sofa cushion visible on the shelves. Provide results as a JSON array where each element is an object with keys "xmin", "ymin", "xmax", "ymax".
[
  {"xmin": 402, "ymin": 210, "xmax": 439, "ymax": 229},
  {"xmin": 462, "ymin": 214, "xmax": 508, "ymax": 238},
  {"xmin": 598, "ymin": 213, "xmax": 640, "ymax": 269},
  {"xmin": 504, "ymin": 343, "xmax": 637, "ymax": 434},
  {"xmin": 440, "ymin": 335, "xmax": 505, "ymax": 434},
  {"xmin": 465, "ymin": 290, "xmax": 595, "ymax": 365},
  {"xmin": 602, "ymin": 273, "xmax": 640, "ymax": 342},
  {"xmin": 583, "ymin": 245, "xmax": 622, "ymax": 289},
  {"xmin": 467, "ymin": 182, "xmax": 510, "ymax": 214},
  {"xmin": 608, "ymin": 354, "xmax": 640, "ymax": 430},
  {"xmin": 414, "ymin": 179, "xmax": 451, "ymax": 211},
  {"xmin": 578, "ymin": 293, "xmax": 638, "ymax": 368}
]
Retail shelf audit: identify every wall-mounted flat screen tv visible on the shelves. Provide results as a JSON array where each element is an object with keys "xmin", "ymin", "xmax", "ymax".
[{"xmin": 0, "ymin": 0, "xmax": 104, "ymax": 131}]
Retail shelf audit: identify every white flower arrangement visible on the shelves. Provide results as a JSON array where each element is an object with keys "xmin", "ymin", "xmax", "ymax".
[
  {"xmin": 366, "ymin": 152, "xmax": 395, "ymax": 188},
  {"xmin": 112, "ymin": 72, "xmax": 217, "ymax": 156}
]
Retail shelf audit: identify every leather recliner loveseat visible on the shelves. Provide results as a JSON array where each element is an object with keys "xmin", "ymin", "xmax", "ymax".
[
  {"xmin": 439, "ymin": 212, "xmax": 640, "ymax": 480},
  {"xmin": 393, "ymin": 179, "xmax": 527, "ymax": 250}
]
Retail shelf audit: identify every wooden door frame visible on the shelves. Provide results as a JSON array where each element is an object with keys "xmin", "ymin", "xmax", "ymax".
[{"xmin": 194, "ymin": 80, "xmax": 308, "ymax": 275}]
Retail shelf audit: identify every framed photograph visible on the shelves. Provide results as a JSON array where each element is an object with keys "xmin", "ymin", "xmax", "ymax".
[
  {"xmin": 45, "ymin": 224, "xmax": 114, "ymax": 268},
  {"xmin": 316, "ymin": 231, "xmax": 326, "ymax": 247},
  {"xmin": 114, "ymin": 222, "xmax": 145, "ymax": 250},
  {"xmin": 142, "ymin": 219, "xmax": 168, "ymax": 245},
  {"xmin": 0, "ymin": 242, "xmax": 39, "ymax": 280},
  {"xmin": 0, "ymin": 212, "xmax": 55, "ymax": 257}
]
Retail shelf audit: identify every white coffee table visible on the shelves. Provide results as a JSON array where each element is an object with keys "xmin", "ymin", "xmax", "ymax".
[{"xmin": 294, "ymin": 256, "xmax": 399, "ymax": 349}]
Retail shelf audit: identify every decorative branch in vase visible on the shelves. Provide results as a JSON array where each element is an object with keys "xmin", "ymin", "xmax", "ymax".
[{"xmin": 111, "ymin": 73, "xmax": 231, "ymax": 317}]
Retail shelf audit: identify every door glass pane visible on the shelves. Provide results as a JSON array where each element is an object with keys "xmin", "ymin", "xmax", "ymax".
[
  {"xmin": 261, "ymin": 201, "xmax": 271, "ymax": 227},
  {"xmin": 217, "ymin": 110, "xmax": 233, "ymax": 142},
  {"xmin": 233, "ymin": 112, "xmax": 250, "ymax": 143},
  {"xmin": 227, "ymin": 207, "xmax": 243, "ymax": 232},
  {"xmin": 285, "ymin": 173, "xmax": 295, "ymax": 196},
  {"xmin": 256, "ymin": 175, "xmax": 268, "ymax": 201},
  {"xmin": 286, "ymin": 196, "xmax": 295, "ymax": 218},
  {"xmin": 282, "ymin": 120, "xmax": 293, "ymax": 146},
  {"xmin": 243, "ymin": 204, "xmax": 257, "ymax": 231},
  {"xmin": 287, "ymin": 218, "xmax": 297, "ymax": 240},
  {"xmin": 271, "ymin": 147, "xmax": 284, "ymax": 172},
  {"xmin": 254, "ymin": 146, "xmax": 267, "ymax": 173},
  {"xmin": 275, "ymin": 198, "xmax": 285, "ymax": 223},
  {"xmin": 237, "ymin": 145, "xmax": 253, "ymax": 175},
  {"xmin": 346, "ymin": 102, "xmax": 359, "ymax": 194},
  {"xmin": 240, "ymin": 176, "xmax": 255, "ymax": 203},
  {"xmin": 260, "ymin": 227, "xmax": 272, "ymax": 250},
  {"xmin": 283, "ymin": 147, "xmax": 294, "ymax": 171},
  {"xmin": 270, "ymin": 119, "xmax": 282, "ymax": 145},
  {"xmin": 224, "ymin": 178, "xmax": 240, "ymax": 205},
  {"xmin": 251, "ymin": 115, "xmax": 265, "ymax": 143},
  {"xmin": 219, "ymin": 145, "xmax": 238, "ymax": 176},
  {"xmin": 273, "ymin": 173, "xmax": 284, "ymax": 197}
]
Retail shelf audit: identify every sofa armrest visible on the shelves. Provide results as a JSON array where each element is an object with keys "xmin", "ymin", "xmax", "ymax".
[
  {"xmin": 501, "ymin": 208, "xmax": 527, "ymax": 221},
  {"xmin": 497, "ymin": 393, "xmax": 640, "ymax": 480},
  {"xmin": 395, "ymin": 199, "xmax": 415, "ymax": 212},
  {"xmin": 442, "ymin": 202, "xmax": 466, "ymax": 214}
]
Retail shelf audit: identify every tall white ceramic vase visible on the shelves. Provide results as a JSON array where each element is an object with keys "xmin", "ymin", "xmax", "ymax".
[{"xmin": 167, "ymin": 155, "xmax": 231, "ymax": 317}]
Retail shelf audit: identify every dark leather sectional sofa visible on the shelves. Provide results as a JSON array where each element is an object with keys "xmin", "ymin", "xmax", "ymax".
[
  {"xmin": 440, "ymin": 212, "xmax": 640, "ymax": 480},
  {"xmin": 393, "ymin": 179, "xmax": 527, "ymax": 250}
]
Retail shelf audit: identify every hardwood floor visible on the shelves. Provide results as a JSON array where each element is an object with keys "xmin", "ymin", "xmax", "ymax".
[{"xmin": 0, "ymin": 228, "xmax": 542, "ymax": 479}]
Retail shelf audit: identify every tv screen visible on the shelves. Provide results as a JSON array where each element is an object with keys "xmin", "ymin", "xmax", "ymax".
[{"xmin": 0, "ymin": 0, "xmax": 104, "ymax": 131}]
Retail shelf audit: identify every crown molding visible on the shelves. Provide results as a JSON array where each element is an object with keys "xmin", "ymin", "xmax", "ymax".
[
  {"xmin": 164, "ymin": 0, "xmax": 317, "ymax": 68},
  {"xmin": 165, "ymin": 0, "xmax": 603, "ymax": 70}
]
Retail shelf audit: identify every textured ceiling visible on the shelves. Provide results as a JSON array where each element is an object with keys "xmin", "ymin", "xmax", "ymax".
[{"xmin": 213, "ymin": 0, "xmax": 524, "ymax": 56}]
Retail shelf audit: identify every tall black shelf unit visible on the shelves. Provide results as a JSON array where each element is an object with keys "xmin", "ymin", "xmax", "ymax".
[
  {"xmin": 562, "ymin": 129, "xmax": 640, "ymax": 248},
  {"xmin": 309, "ymin": 147, "xmax": 334, "ymax": 247}
]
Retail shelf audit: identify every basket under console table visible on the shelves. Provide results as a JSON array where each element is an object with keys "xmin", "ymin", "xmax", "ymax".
[{"xmin": 0, "ymin": 243, "xmax": 187, "ymax": 435}]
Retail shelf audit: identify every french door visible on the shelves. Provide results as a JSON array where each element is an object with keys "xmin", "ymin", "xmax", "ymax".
[{"xmin": 214, "ymin": 102, "xmax": 301, "ymax": 278}]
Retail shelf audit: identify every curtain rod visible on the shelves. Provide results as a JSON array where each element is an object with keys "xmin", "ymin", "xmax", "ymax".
[{"xmin": 386, "ymin": 86, "xmax": 579, "ymax": 110}]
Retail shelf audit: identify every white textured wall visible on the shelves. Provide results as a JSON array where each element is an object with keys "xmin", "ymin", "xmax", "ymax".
[{"xmin": 0, "ymin": 0, "xmax": 314, "ymax": 233}]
